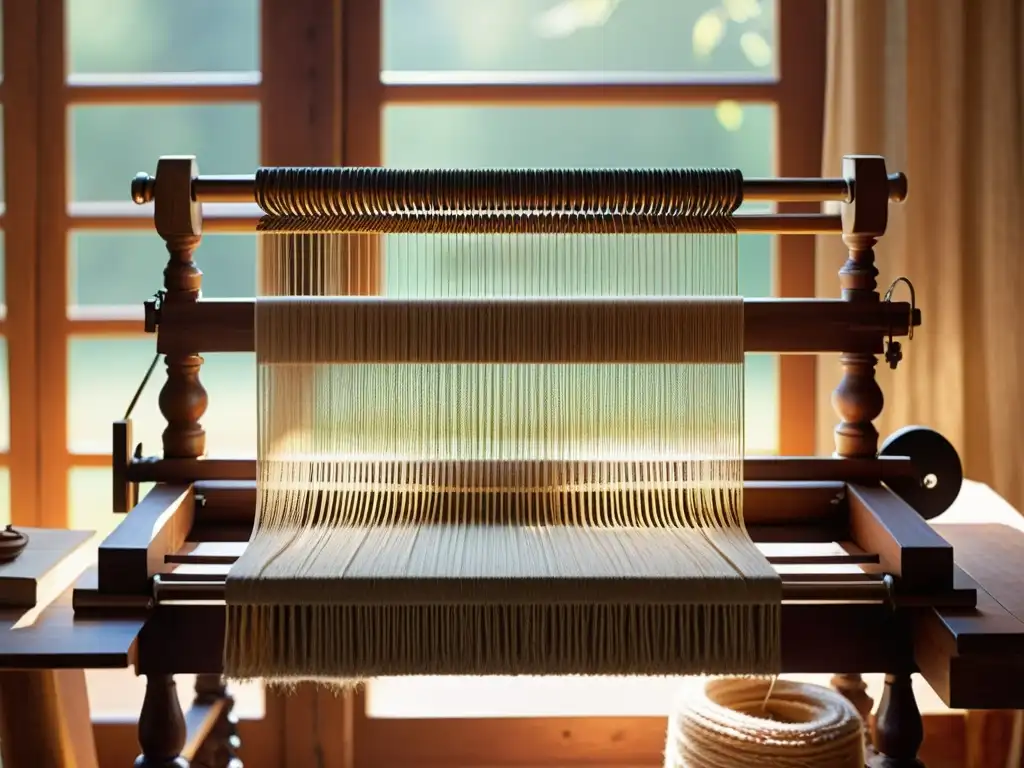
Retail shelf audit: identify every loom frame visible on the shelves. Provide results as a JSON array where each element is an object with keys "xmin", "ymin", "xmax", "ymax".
[{"xmin": 74, "ymin": 152, "xmax": 1024, "ymax": 768}]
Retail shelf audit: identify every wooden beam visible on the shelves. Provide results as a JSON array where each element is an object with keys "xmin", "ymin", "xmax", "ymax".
[
  {"xmin": 0, "ymin": 527, "xmax": 95, "ymax": 608},
  {"xmin": 64, "ymin": 78, "xmax": 260, "ymax": 105},
  {"xmin": 97, "ymin": 484, "xmax": 195, "ymax": 594},
  {"xmin": 376, "ymin": 78, "xmax": 781, "ymax": 106},
  {"xmin": 154, "ymin": 298, "xmax": 917, "ymax": 357},
  {"xmin": 776, "ymin": 0, "xmax": 829, "ymax": 456},
  {"xmin": 36, "ymin": 0, "xmax": 71, "ymax": 528},
  {"xmin": 261, "ymin": 0, "xmax": 344, "ymax": 166},
  {"xmin": 189, "ymin": 478, "xmax": 848, "ymax": 528},
  {"xmin": 847, "ymin": 484, "xmax": 954, "ymax": 591},
  {"xmin": 163, "ymin": 539, "xmax": 879, "ymax": 568},
  {"xmin": 127, "ymin": 457, "xmax": 912, "ymax": 485},
  {"xmin": 135, "ymin": 600, "xmax": 903, "ymax": 675},
  {"xmin": 4, "ymin": 0, "xmax": 43, "ymax": 527}
]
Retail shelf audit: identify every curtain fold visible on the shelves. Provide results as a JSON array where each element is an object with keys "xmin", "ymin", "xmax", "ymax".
[{"xmin": 816, "ymin": 0, "xmax": 1024, "ymax": 509}]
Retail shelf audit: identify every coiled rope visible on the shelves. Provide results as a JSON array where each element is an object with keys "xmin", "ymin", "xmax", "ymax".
[{"xmin": 665, "ymin": 677, "xmax": 865, "ymax": 768}]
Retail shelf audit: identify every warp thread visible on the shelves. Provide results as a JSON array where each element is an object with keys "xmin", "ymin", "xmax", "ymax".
[
  {"xmin": 664, "ymin": 677, "xmax": 864, "ymax": 768},
  {"xmin": 224, "ymin": 169, "xmax": 780, "ymax": 683}
]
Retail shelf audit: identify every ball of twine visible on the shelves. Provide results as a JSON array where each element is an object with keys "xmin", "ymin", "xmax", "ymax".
[{"xmin": 664, "ymin": 677, "xmax": 865, "ymax": 768}]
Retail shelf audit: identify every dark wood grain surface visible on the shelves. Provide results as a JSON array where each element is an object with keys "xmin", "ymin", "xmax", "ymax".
[{"xmin": 0, "ymin": 567, "xmax": 143, "ymax": 669}]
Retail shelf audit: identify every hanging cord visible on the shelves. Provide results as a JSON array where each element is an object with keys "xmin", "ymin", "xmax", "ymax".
[
  {"xmin": 124, "ymin": 352, "xmax": 161, "ymax": 420},
  {"xmin": 883, "ymin": 276, "xmax": 917, "ymax": 370},
  {"xmin": 760, "ymin": 675, "xmax": 779, "ymax": 715}
]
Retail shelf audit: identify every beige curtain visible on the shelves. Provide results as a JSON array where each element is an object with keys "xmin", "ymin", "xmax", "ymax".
[{"xmin": 816, "ymin": 0, "xmax": 1024, "ymax": 509}]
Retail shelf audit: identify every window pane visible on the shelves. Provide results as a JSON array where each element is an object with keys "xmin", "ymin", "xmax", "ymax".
[
  {"xmin": 383, "ymin": 0, "xmax": 776, "ymax": 77},
  {"xmin": 69, "ymin": 232, "xmax": 256, "ymax": 310},
  {"xmin": 67, "ymin": 339, "xmax": 255, "ymax": 457},
  {"xmin": 68, "ymin": 104, "xmax": 259, "ymax": 203},
  {"xmin": 384, "ymin": 104, "xmax": 773, "ymax": 173},
  {"xmin": 66, "ymin": 0, "xmax": 259, "ymax": 75},
  {"xmin": 383, "ymin": 104, "xmax": 777, "ymax": 453},
  {"xmin": 67, "ymin": 467, "xmax": 153, "ymax": 539}
]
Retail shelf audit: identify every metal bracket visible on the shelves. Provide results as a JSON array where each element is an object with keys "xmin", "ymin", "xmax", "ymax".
[{"xmin": 143, "ymin": 289, "xmax": 166, "ymax": 333}]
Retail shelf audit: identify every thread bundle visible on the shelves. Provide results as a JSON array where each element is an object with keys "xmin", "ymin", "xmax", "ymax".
[{"xmin": 664, "ymin": 678, "xmax": 865, "ymax": 768}]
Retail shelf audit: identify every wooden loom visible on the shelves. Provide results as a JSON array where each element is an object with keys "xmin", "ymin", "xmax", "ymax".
[{"xmin": 62, "ymin": 154, "xmax": 1024, "ymax": 766}]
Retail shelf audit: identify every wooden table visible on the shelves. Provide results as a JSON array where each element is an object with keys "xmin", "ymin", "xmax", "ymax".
[{"xmin": 0, "ymin": 561, "xmax": 143, "ymax": 768}]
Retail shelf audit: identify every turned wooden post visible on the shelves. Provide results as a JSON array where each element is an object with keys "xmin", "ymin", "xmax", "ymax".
[
  {"xmin": 832, "ymin": 154, "xmax": 888, "ymax": 459},
  {"xmin": 869, "ymin": 673, "xmax": 925, "ymax": 768},
  {"xmin": 155, "ymin": 156, "xmax": 208, "ymax": 459},
  {"xmin": 191, "ymin": 674, "xmax": 242, "ymax": 768},
  {"xmin": 828, "ymin": 156, "xmax": 920, "ymax": 763},
  {"xmin": 135, "ymin": 674, "xmax": 188, "ymax": 768}
]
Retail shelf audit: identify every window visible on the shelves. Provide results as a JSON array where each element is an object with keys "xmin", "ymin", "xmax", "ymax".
[{"xmin": 345, "ymin": 0, "xmax": 827, "ymax": 761}]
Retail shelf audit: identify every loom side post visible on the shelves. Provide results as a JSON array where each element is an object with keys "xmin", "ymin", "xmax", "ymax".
[
  {"xmin": 154, "ymin": 156, "xmax": 208, "ymax": 460},
  {"xmin": 133, "ymin": 155, "xmax": 205, "ymax": 768},
  {"xmin": 833, "ymin": 154, "xmax": 890, "ymax": 458},
  {"xmin": 829, "ymin": 154, "xmax": 908, "ymax": 760}
]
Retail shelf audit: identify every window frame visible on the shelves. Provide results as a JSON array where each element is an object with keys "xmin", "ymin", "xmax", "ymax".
[
  {"xmin": 2, "ymin": 0, "xmax": 38, "ymax": 529},
  {"xmin": 9, "ymin": 0, "xmax": 825, "ymax": 764}
]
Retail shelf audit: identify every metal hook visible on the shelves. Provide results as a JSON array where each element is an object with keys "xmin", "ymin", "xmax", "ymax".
[{"xmin": 883, "ymin": 277, "xmax": 917, "ymax": 370}]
